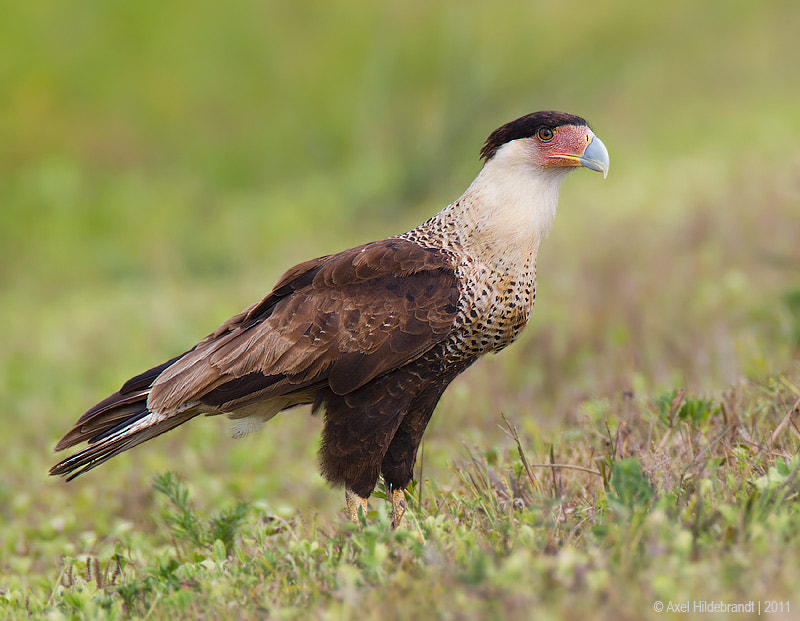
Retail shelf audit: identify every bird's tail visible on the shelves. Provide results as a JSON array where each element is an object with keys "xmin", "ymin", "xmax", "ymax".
[{"xmin": 50, "ymin": 353, "xmax": 196, "ymax": 481}]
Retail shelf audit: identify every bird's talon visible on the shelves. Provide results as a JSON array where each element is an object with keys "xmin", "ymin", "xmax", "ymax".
[
  {"xmin": 345, "ymin": 487, "xmax": 369, "ymax": 525},
  {"xmin": 390, "ymin": 487, "xmax": 408, "ymax": 529}
]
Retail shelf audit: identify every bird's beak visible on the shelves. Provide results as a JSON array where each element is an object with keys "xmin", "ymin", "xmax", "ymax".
[{"xmin": 576, "ymin": 135, "xmax": 609, "ymax": 179}]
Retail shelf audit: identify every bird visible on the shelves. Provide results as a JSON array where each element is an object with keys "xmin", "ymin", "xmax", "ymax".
[{"xmin": 50, "ymin": 111, "xmax": 609, "ymax": 528}]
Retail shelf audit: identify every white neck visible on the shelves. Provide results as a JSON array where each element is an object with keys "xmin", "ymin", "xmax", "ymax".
[{"xmin": 436, "ymin": 140, "xmax": 570, "ymax": 270}]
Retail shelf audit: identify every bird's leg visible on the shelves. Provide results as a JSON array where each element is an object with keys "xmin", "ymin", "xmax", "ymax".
[
  {"xmin": 389, "ymin": 485, "xmax": 408, "ymax": 529},
  {"xmin": 345, "ymin": 486, "xmax": 369, "ymax": 524}
]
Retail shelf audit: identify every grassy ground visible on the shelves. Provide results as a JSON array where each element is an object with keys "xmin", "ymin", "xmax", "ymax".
[{"xmin": 2, "ymin": 1, "xmax": 800, "ymax": 619}]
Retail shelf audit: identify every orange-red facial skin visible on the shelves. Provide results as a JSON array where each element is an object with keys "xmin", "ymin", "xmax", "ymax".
[{"xmin": 531, "ymin": 124, "xmax": 595, "ymax": 170}]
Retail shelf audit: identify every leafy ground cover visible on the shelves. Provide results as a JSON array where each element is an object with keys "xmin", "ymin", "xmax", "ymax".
[{"xmin": 6, "ymin": 374, "xmax": 800, "ymax": 619}]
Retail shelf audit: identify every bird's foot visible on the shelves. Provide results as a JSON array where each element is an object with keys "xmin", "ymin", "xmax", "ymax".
[
  {"xmin": 345, "ymin": 485, "xmax": 408, "ymax": 529},
  {"xmin": 389, "ymin": 487, "xmax": 407, "ymax": 529},
  {"xmin": 345, "ymin": 487, "xmax": 369, "ymax": 525}
]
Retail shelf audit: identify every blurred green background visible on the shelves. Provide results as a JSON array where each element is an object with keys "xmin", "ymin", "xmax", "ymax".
[{"xmin": 1, "ymin": 0, "xmax": 799, "ymax": 542}]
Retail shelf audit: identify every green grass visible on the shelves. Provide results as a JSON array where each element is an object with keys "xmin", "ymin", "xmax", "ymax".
[
  {"xmin": 2, "ymin": 1, "xmax": 800, "ymax": 618},
  {"xmin": 6, "ymin": 378, "xmax": 800, "ymax": 619}
]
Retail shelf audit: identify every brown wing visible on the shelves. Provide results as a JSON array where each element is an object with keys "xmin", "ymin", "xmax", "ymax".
[{"xmin": 147, "ymin": 238, "xmax": 460, "ymax": 415}]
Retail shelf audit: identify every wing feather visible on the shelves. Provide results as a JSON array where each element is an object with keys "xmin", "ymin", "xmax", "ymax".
[{"xmin": 148, "ymin": 238, "xmax": 459, "ymax": 414}]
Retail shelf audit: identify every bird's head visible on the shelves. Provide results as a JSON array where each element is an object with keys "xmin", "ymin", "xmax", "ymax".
[
  {"xmin": 459, "ymin": 111, "xmax": 609, "ymax": 257},
  {"xmin": 480, "ymin": 111, "xmax": 609, "ymax": 179}
]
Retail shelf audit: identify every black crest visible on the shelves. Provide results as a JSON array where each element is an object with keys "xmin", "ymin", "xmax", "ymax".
[{"xmin": 480, "ymin": 111, "xmax": 588, "ymax": 161}]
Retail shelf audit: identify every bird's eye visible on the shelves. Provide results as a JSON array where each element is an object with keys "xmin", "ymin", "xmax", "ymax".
[{"xmin": 537, "ymin": 128, "xmax": 554, "ymax": 142}]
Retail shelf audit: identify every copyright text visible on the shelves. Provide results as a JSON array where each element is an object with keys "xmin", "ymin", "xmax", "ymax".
[{"xmin": 653, "ymin": 600, "xmax": 790, "ymax": 615}]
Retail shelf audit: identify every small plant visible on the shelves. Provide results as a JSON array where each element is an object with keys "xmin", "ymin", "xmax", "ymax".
[
  {"xmin": 753, "ymin": 454, "xmax": 800, "ymax": 494},
  {"xmin": 654, "ymin": 389, "xmax": 719, "ymax": 426},
  {"xmin": 607, "ymin": 458, "xmax": 655, "ymax": 514},
  {"xmin": 152, "ymin": 471, "xmax": 249, "ymax": 556}
]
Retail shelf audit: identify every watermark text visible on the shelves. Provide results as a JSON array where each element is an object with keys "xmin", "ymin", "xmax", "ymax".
[{"xmin": 653, "ymin": 600, "xmax": 790, "ymax": 615}]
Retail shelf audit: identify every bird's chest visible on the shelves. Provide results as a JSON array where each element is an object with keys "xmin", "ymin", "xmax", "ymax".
[{"xmin": 454, "ymin": 259, "xmax": 536, "ymax": 356}]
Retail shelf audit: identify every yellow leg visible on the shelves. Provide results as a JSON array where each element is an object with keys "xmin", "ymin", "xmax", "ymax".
[
  {"xmin": 345, "ymin": 487, "xmax": 369, "ymax": 524},
  {"xmin": 390, "ymin": 487, "xmax": 407, "ymax": 529}
]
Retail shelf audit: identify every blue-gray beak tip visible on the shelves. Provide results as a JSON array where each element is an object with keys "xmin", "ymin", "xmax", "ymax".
[{"xmin": 578, "ymin": 135, "xmax": 609, "ymax": 179}]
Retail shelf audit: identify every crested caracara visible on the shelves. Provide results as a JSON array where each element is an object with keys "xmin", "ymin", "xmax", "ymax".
[{"xmin": 51, "ymin": 111, "xmax": 609, "ymax": 527}]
